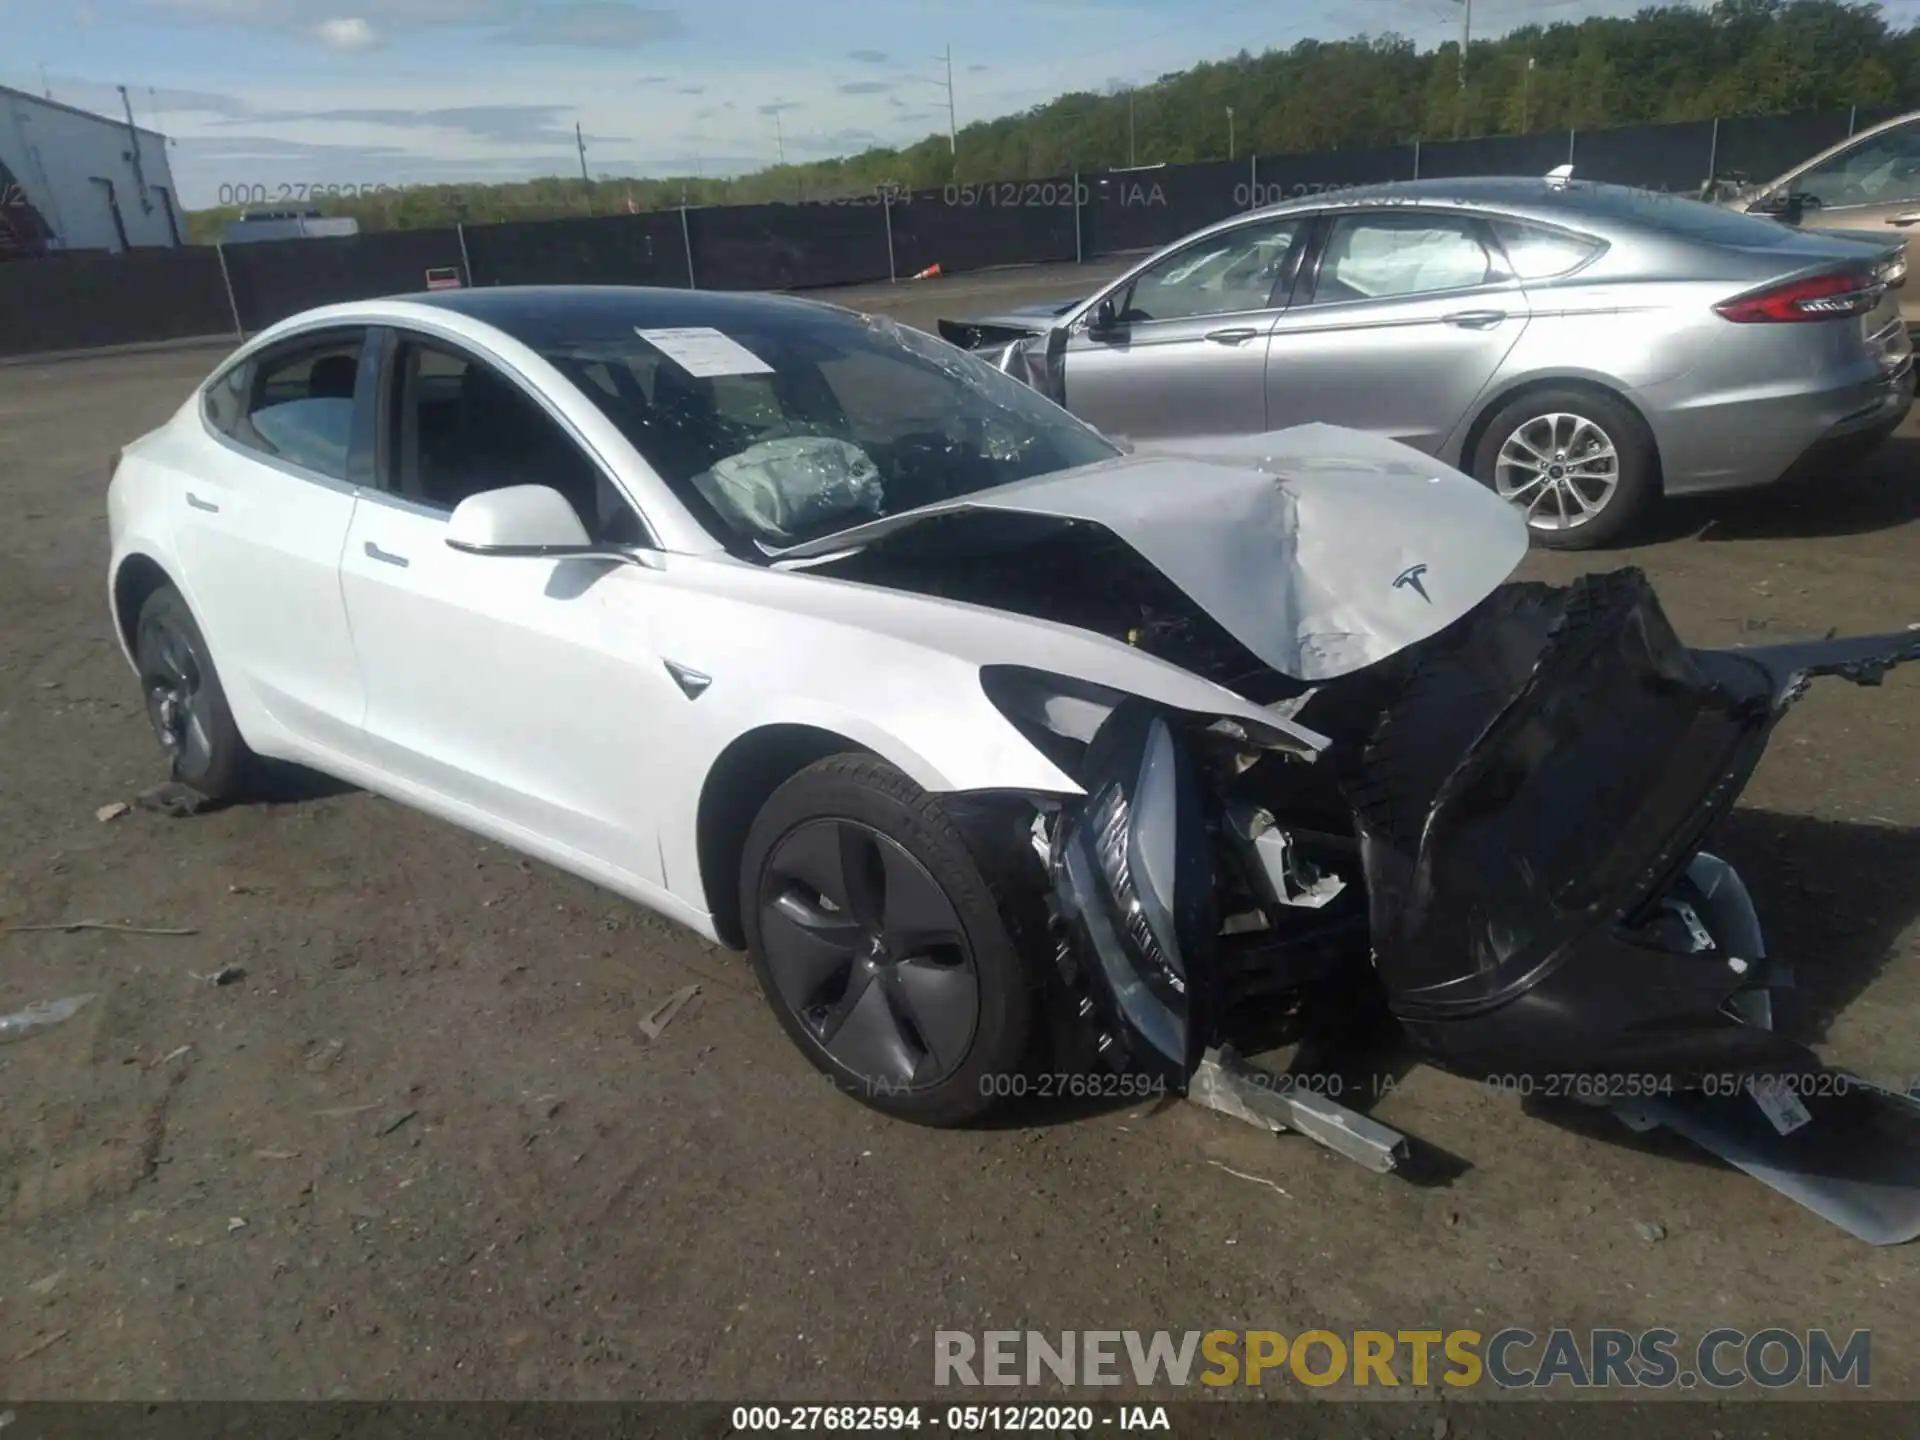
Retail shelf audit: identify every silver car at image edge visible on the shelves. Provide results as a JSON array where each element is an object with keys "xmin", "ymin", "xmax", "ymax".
[{"xmin": 940, "ymin": 175, "xmax": 1915, "ymax": 548}]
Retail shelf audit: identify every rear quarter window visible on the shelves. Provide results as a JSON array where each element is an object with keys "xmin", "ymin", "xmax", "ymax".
[
  {"xmin": 1490, "ymin": 219, "xmax": 1605, "ymax": 279},
  {"xmin": 202, "ymin": 362, "xmax": 250, "ymax": 436}
]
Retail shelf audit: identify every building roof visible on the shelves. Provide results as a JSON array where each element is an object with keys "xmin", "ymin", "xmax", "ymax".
[{"xmin": 0, "ymin": 82, "xmax": 167, "ymax": 142}]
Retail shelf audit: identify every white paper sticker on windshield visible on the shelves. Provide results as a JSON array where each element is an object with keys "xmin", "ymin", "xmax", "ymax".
[{"xmin": 635, "ymin": 326, "xmax": 774, "ymax": 377}]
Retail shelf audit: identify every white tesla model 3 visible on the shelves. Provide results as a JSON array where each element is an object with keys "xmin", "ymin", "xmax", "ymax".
[{"xmin": 106, "ymin": 286, "xmax": 1918, "ymax": 1159}]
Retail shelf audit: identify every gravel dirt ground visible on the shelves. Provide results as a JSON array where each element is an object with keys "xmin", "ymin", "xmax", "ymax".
[{"xmin": 2, "ymin": 262, "xmax": 1918, "ymax": 1405}]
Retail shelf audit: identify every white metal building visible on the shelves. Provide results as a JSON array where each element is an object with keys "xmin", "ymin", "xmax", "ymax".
[{"xmin": 0, "ymin": 83, "xmax": 183, "ymax": 255}]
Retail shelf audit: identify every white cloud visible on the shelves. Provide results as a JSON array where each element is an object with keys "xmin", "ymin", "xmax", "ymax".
[{"xmin": 313, "ymin": 16, "xmax": 382, "ymax": 49}]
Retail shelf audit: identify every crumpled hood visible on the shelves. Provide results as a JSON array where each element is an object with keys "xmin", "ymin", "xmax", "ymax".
[{"xmin": 771, "ymin": 424, "xmax": 1530, "ymax": 682}]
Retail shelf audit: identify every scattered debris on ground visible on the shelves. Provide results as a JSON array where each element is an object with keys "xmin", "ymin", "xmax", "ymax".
[
  {"xmin": 136, "ymin": 781, "xmax": 207, "ymax": 818},
  {"xmin": 638, "ymin": 983, "xmax": 701, "ymax": 1042},
  {"xmin": 0, "ymin": 993, "xmax": 95, "ymax": 1044},
  {"xmin": 3, "ymin": 919, "xmax": 196, "ymax": 937},
  {"xmin": 189, "ymin": 965, "xmax": 245, "ymax": 987},
  {"xmin": 94, "ymin": 801, "xmax": 129, "ymax": 822}
]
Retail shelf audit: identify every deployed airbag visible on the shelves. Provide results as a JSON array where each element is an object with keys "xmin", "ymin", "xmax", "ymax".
[{"xmin": 694, "ymin": 436, "xmax": 885, "ymax": 544}]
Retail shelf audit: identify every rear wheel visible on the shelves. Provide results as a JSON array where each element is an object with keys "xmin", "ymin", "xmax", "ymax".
[
  {"xmin": 1471, "ymin": 387, "xmax": 1658, "ymax": 550},
  {"xmin": 740, "ymin": 755, "xmax": 1037, "ymax": 1127},
  {"xmin": 134, "ymin": 585, "xmax": 254, "ymax": 802}
]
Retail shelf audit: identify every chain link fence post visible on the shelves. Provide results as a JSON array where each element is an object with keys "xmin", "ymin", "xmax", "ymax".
[
  {"xmin": 1073, "ymin": 171, "xmax": 1083, "ymax": 263},
  {"xmin": 456, "ymin": 221, "xmax": 475, "ymax": 287},
  {"xmin": 884, "ymin": 189, "xmax": 898, "ymax": 282},
  {"xmin": 214, "ymin": 242, "xmax": 243, "ymax": 338},
  {"xmin": 681, "ymin": 205, "xmax": 697, "ymax": 289}
]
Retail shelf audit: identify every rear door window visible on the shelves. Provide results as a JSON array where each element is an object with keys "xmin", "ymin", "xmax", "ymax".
[{"xmin": 1309, "ymin": 213, "xmax": 1497, "ymax": 303}]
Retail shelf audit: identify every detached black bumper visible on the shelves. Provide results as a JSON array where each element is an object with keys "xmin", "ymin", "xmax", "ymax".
[{"xmin": 1049, "ymin": 567, "xmax": 1919, "ymax": 1092}]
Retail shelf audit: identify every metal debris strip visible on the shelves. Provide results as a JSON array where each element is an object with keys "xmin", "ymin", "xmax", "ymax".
[
  {"xmin": 1191, "ymin": 1045, "xmax": 1409, "ymax": 1175},
  {"xmin": 3, "ymin": 920, "xmax": 197, "ymax": 936},
  {"xmin": 1207, "ymin": 1160, "xmax": 1293, "ymax": 1199},
  {"xmin": 639, "ymin": 982, "xmax": 702, "ymax": 1042},
  {"xmin": 0, "ymin": 994, "xmax": 95, "ymax": 1045}
]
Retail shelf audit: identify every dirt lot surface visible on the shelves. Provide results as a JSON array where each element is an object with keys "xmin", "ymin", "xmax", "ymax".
[{"xmin": 2, "ymin": 263, "xmax": 1918, "ymax": 1405}]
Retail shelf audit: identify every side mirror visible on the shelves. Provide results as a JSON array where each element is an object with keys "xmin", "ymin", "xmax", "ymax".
[
  {"xmin": 445, "ymin": 484, "xmax": 595, "ymax": 557},
  {"xmin": 1753, "ymin": 189, "xmax": 1810, "ymax": 225},
  {"xmin": 1087, "ymin": 295, "xmax": 1121, "ymax": 337}
]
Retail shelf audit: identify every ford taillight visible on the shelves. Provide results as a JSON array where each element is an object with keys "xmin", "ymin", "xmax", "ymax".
[{"xmin": 1714, "ymin": 270, "xmax": 1884, "ymax": 323}]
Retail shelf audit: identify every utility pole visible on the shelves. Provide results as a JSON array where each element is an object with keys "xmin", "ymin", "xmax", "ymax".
[
  {"xmin": 1226, "ymin": 105, "xmax": 1236, "ymax": 160},
  {"xmin": 1129, "ymin": 87, "xmax": 1137, "ymax": 167},
  {"xmin": 774, "ymin": 109, "xmax": 786, "ymax": 166},
  {"xmin": 1522, "ymin": 55, "xmax": 1535, "ymax": 133},
  {"xmin": 930, "ymin": 44, "xmax": 957, "ymax": 156},
  {"xmin": 1452, "ymin": 0, "xmax": 1472, "ymax": 139},
  {"xmin": 38, "ymin": 61, "xmax": 51, "ymax": 99}
]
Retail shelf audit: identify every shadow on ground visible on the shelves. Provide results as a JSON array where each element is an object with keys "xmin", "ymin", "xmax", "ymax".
[{"xmin": 1643, "ymin": 436, "xmax": 1920, "ymax": 545}]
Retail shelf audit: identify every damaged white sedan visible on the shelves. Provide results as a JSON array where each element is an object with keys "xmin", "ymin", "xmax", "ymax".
[{"xmin": 107, "ymin": 287, "xmax": 1920, "ymax": 1240}]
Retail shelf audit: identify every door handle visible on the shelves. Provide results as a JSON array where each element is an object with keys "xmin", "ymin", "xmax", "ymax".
[
  {"xmin": 1443, "ymin": 309, "xmax": 1508, "ymax": 329},
  {"xmin": 363, "ymin": 541, "xmax": 410, "ymax": 568},
  {"xmin": 1889, "ymin": 213, "xmax": 1920, "ymax": 227},
  {"xmin": 185, "ymin": 491, "xmax": 218, "ymax": 513},
  {"xmin": 1205, "ymin": 327, "xmax": 1261, "ymax": 345}
]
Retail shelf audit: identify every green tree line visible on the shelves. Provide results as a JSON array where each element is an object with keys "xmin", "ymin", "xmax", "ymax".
[{"xmin": 186, "ymin": 0, "xmax": 1919, "ymax": 240}]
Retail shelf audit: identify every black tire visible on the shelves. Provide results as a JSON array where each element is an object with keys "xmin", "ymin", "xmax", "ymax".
[
  {"xmin": 133, "ymin": 585, "xmax": 254, "ymax": 802},
  {"xmin": 1470, "ymin": 386, "xmax": 1659, "ymax": 550},
  {"xmin": 740, "ymin": 754, "xmax": 1037, "ymax": 1127}
]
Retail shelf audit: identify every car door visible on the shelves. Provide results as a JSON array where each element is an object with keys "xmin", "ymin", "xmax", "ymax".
[
  {"xmin": 1263, "ymin": 208, "xmax": 1531, "ymax": 453},
  {"xmin": 1753, "ymin": 117, "xmax": 1920, "ymax": 321},
  {"xmin": 337, "ymin": 327, "xmax": 676, "ymax": 888},
  {"xmin": 1062, "ymin": 215, "xmax": 1307, "ymax": 439},
  {"xmin": 175, "ymin": 326, "xmax": 373, "ymax": 754}
]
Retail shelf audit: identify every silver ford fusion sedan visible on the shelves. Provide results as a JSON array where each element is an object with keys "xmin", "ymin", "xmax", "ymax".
[{"xmin": 941, "ymin": 175, "xmax": 1915, "ymax": 548}]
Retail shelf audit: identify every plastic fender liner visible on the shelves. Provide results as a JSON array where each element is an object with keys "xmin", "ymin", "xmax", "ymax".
[
  {"xmin": 1049, "ymin": 699, "xmax": 1217, "ymax": 1088},
  {"xmin": 1351, "ymin": 569, "xmax": 1917, "ymax": 1085}
]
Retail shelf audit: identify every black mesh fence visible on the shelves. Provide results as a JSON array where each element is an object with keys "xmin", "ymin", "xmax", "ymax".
[
  {"xmin": 463, "ymin": 212, "xmax": 690, "ymax": 288},
  {"xmin": 1251, "ymin": 144, "xmax": 1419, "ymax": 204},
  {"xmin": 0, "ymin": 248, "xmax": 234, "ymax": 357},
  {"xmin": 1568, "ymin": 120, "xmax": 1717, "ymax": 193},
  {"xmin": 889, "ymin": 179, "xmax": 1081, "ymax": 276},
  {"xmin": 1080, "ymin": 161, "xmax": 1247, "ymax": 257},
  {"xmin": 4, "ymin": 104, "xmax": 1910, "ymax": 357},
  {"xmin": 1416, "ymin": 131, "xmax": 1574, "ymax": 179},
  {"xmin": 683, "ymin": 201, "xmax": 891, "ymax": 290},
  {"xmin": 1711, "ymin": 110, "xmax": 1855, "ymax": 185},
  {"xmin": 223, "ymin": 227, "xmax": 468, "ymax": 331}
]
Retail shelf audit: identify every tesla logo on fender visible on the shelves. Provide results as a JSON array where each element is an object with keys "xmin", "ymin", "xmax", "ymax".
[{"xmin": 1392, "ymin": 563, "xmax": 1432, "ymax": 603}]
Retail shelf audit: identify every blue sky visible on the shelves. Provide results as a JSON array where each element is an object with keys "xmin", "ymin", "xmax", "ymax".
[{"xmin": 3, "ymin": 0, "xmax": 1748, "ymax": 206}]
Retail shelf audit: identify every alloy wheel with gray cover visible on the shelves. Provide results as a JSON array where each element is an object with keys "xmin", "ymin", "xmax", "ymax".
[
  {"xmin": 740, "ymin": 755, "xmax": 1037, "ymax": 1126},
  {"xmin": 757, "ymin": 816, "xmax": 980, "ymax": 1089}
]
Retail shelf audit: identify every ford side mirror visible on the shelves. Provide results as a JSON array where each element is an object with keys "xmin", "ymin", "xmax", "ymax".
[
  {"xmin": 1088, "ymin": 295, "xmax": 1120, "ymax": 337},
  {"xmin": 446, "ymin": 485, "xmax": 610, "ymax": 558}
]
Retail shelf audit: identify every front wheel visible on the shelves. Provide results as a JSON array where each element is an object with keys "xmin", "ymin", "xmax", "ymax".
[
  {"xmin": 740, "ymin": 755, "xmax": 1038, "ymax": 1127},
  {"xmin": 1471, "ymin": 388, "xmax": 1658, "ymax": 550}
]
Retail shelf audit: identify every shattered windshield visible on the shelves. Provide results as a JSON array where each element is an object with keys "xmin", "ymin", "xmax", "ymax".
[{"xmin": 533, "ymin": 305, "xmax": 1119, "ymax": 551}]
